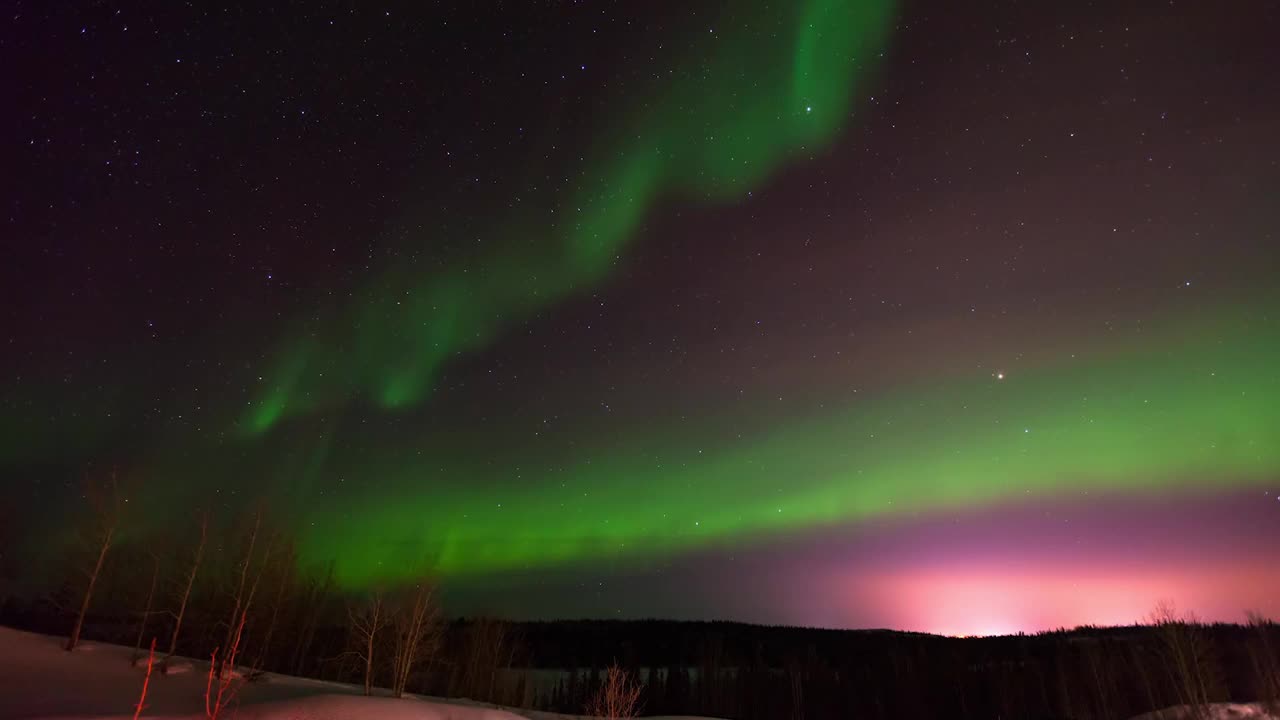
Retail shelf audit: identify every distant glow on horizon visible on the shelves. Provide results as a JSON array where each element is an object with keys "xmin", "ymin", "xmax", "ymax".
[{"xmin": 852, "ymin": 561, "xmax": 1280, "ymax": 636}]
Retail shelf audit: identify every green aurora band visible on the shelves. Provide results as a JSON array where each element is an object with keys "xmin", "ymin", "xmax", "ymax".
[
  {"xmin": 244, "ymin": 0, "xmax": 897, "ymax": 431},
  {"xmin": 300, "ymin": 308, "xmax": 1279, "ymax": 587}
]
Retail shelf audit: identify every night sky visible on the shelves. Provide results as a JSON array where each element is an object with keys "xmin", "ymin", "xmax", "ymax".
[{"xmin": 5, "ymin": 0, "xmax": 1279, "ymax": 634}]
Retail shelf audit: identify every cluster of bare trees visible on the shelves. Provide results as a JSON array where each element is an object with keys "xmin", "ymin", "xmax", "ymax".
[
  {"xmin": 44, "ymin": 469, "xmax": 487, "ymax": 705},
  {"xmin": 1246, "ymin": 611, "xmax": 1280, "ymax": 715},
  {"xmin": 52, "ymin": 475, "xmax": 341, "ymax": 686},
  {"xmin": 586, "ymin": 664, "xmax": 643, "ymax": 719},
  {"xmin": 345, "ymin": 583, "xmax": 444, "ymax": 698},
  {"xmin": 60, "ymin": 469, "xmax": 183, "ymax": 658},
  {"xmin": 340, "ymin": 593, "xmax": 548, "ymax": 707},
  {"xmin": 43, "ymin": 474, "xmax": 637, "ymax": 720},
  {"xmin": 449, "ymin": 615, "xmax": 519, "ymax": 700},
  {"xmin": 1148, "ymin": 600, "xmax": 1221, "ymax": 718}
]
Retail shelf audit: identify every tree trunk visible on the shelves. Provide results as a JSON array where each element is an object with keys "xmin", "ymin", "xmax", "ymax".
[
  {"xmin": 165, "ymin": 514, "xmax": 207, "ymax": 662},
  {"xmin": 391, "ymin": 584, "xmax": 437, "ymax": 698},
  {"xmin": 220, "ymin": 511, "xmax": 261, "ymax": 678},
  {"xmin": 292, "ymin": 561, "xmax": 333, "ymax": 676},
  {"xmin": 132, "ymin": 553, "xmax": 160, "ymax": 664},
  {"xmin": 365, "ymin": 627, "xmax": 376, "ymax": 695},
  {"xmin": 251, "ymin": 562, "xmax": 291, "ymax": 673},
  {"xmin": 66, "ymin": 526, "xmax": 113, "ymax": 651}
]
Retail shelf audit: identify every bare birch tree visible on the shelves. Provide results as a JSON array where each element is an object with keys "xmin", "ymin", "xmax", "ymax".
[
  {"xmin": 239, "ymin": 529, "xmax": 278, "ymax": 636},
  {"xmin": 164, "ymin": 511, "xmax": 207, "ymax": 667},
  {"xmin": 1246, "ymin": 610, "xmax": 1280, "ymax": 714},
  {"xmin": 454, "ymin": 616, "xmax": 517, "ymax": 702},
  {"xmin": 66, "ymin": 468, "xmax": 126, "ymax": 651},
  {"xmin": 218, "ymin": 507, "xmax": 267, "ymax": 678},
  {"xmin": 587, "ymin": 664, "xmax": 643, "ymax": 719},
  {"xmin": 347, "ymin": 591, "xmax": 389, "ymax": 695},
  {"xmin": 131, "ymin": 549, "xmax": 161, "ymax": 665},
  {"xmin": 390, "ymin": 582, "xmax": 443, "ymax": 698},
  {"xmin": 291, "ymin": 560, "xmax": 334, "ymax": 676},
  {"xmin": 1150, "ymin": 600, "xmax": 1217, "ymax": 718},
  {"xmin": 248, "ymin": 541, "xmax": 295, "ymax": 674},
  {"xmin": 205, "ymin": 610, "xmax": 249, "ymax": 720}
]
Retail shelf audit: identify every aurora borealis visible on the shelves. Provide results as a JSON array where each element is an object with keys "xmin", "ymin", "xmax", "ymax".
[
  {"xmin": 292, "ymin": 305, "xmax": 1280, "ymax": 586},
  {"xmin": 240, "ymin": 0, "xmax": 895, "ymax": 430},
  {"xmin": 6, "ymin": 0, "xmax": 1279, "ymax": 634}
]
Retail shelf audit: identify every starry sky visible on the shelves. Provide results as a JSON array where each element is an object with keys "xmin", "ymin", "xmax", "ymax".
[{"xmin": 4, "ymin": 0, "xmax": 1279, "ymax": 634}]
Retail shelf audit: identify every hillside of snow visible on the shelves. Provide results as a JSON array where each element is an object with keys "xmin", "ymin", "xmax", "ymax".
[
  {"xmin": 1130, "ymin": 705, "xmax": 1280, "ymax": 720},
  {"xmin": 7, "ymin": 624, "xmax": 1277, "ymax": 720}
]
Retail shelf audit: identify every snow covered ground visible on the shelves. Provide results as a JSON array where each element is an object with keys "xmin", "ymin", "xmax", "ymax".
[
  {"xmin": 0, "ymin": 626, "xmax": 721, "ymax": 720},
  {"xmin": 1130, "ymin": 705, "xmax": 1280, "ymax": 720},
  {"xmin": 6, "ymin": 625, "xmax": 1276, "ymax": 720}
]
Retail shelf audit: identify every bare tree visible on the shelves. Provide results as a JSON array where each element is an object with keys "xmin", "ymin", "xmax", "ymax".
[
  {"xmin": 0, "ymin": 502, "xmax": 17, "ymax": 614},
  {"xmin": 347, "ymin": 591, "xmax": 389, "ymax": 695},
  {"xmin": 586, "ymin": 663, "xmax": 643, "ymax": 719},
  {"xmin": 1149, "ymin": 600, "xmax": 1216, "ymax": 718},
  {"xmin": 1083, "ymin": 639, "xmax": 1114, "ymax": 720},
  {"xmin": 248, "ymin": 541, "xmax": 295, "ymax": 674},
  {"xmin": 389, "ymin": 582, "xmax": 443, "ymax": 698},
  {"xmin": 66, "ymin": 468, "xmax": 126, "ymax": 651},
  {"xmin": 164, "ymin": 511, "xmax": 207, "ymax": 666},
  {"xmin": 1130, "ymin": 642, "xmax": 1163, "ymax": 715},
  {"xmin": 1246, "ymin": 610, "xmax": 1280, "ymax": 714},
  {"xmin": 291, "ymin": 560, "xmax": 335, "ymax": 676},
  {"xmin": 218, "ymin": 507, "xmax": 272, "ymax": 678},
  {"xmin": 133, "ymin": 637, "xmax": 156, "ymax": 720},
  {"xmin": 131, "ymin": 549, "xmax": 161, "ymax": 665},
  {"xmin": 453, "ymin": 616, "xmax": 517, "ymax": 702},
  {"xmin": 786, "ymin": 654, "xmax": 805, "ymax": 720},
  {"xmin": 239, "ymin": 529, "xmax": 278, "ymax": 639},
  {"xmin": 205, "ymin": 610, "xmax": 248, "ymax": 720}
]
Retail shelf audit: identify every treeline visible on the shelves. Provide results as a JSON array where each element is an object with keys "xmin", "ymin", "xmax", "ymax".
[
  {"xmin": 2, "ymin": 472, "xmax": 1279, "ymax": 718},
  {"xmin": 7, "ymin": 588, "xmax": 1279, "ymax": 719},
  {"xmin": 514, "ymin": 614, "xmax": 1280, "ymax": 718}
]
